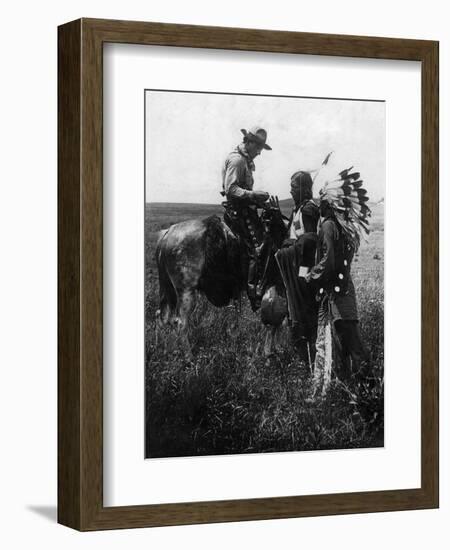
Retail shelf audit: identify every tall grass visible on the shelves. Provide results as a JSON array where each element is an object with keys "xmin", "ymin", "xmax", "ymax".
[{"xmin": 145, "ymin": 203, "xmax": 384, "ymax": 458}]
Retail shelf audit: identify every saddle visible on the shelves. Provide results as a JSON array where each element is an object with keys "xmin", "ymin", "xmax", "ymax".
[{"xmin": 221, "ymin": 202, "xmax": 286, "ymax": 310}]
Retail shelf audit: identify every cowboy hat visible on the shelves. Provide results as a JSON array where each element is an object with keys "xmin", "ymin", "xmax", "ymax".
[{"xmin": 240, "ymin": 126, "xmax": 272, "ymax": 150}]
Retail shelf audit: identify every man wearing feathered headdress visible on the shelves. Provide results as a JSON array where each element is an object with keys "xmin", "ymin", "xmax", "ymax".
[{"xmin": 306, "ymin": 165, "xmax": 370, "ymax": 395}]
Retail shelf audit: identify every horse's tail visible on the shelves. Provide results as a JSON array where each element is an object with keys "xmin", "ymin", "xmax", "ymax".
[
  {"xmin": 199, "ymin": 215, "xmax": 240, "ymax": 307},
  {"xmin": 155, "ymin": 229, "xmax": 177, "ymax": 322}
]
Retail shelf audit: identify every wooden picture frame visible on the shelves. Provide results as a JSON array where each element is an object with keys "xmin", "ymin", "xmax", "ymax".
[{"xmin": 58, "ymin": 18, "xmax": 439, "ymax": 531}]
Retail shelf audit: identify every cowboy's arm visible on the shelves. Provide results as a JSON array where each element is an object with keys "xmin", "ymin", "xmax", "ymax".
[
  {"xmin": 223, "ymin": 157, "xmax": 251, "ymax": 202},
  {"xmin": 227, "ymin": 183, "xmax": 253, "ymax": 202},
  {"xmin": 227, "ymin": 182, "xmax": 268, "ymax": 206},
  {"xmin": 308, "ymin": 220, "xmax": 335, "ymax": 284},
  {"xmin": 223, "ymin": 158, "xmax": 268, "ymax": 206}
]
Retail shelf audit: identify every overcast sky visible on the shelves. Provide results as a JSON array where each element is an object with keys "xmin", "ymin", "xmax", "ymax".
[{"xmin": 145, "ymin": 90, "xmax": 385, "ymax": 204}]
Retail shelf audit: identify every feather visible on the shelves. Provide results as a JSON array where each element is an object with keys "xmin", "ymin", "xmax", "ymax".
[
  {"xmin": 339, "ymin": 166, "xmax": 353, "ymax": 177},
  {"xmin": 322, "ymin": 151, "xmax": 334, "ymax": 165},
  {"xmin": 352, "ymin": 180, "xmax": 364, "ymax": 189},
  {"xmin": 317, "ymin": 163, "xmax": 371, "ymax": 249},
  {"xmin": 312, "ymin": 151, "xmax": 334, "ymax": 183},
  {"xmin": 346, "ymin": 172, "xmax": 361, "ymax": 180}
]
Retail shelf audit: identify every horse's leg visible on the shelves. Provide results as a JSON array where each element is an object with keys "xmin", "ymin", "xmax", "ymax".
[
  {"xmin": 156, "ymin": 251, "xmax": 177, "ymax": 326},
  {"xmin": 264, "ymin": 325, "xmax": 278, "ymax": 357},
  {"xmin": 157, "ymin": 286, "xmax": 176, "ymax": 326},
  {"xmin": 173, "ymin": 288, "xmax": 195, "ymax": 358},
  {"xmin": 175, "ymin": 288, "xmax": 195, "ymax": 328}
]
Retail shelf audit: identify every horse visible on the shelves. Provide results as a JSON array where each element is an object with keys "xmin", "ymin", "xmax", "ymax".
[{"xmin": 155, "ymin": 205, "xmax": 288, "ymax": 355}]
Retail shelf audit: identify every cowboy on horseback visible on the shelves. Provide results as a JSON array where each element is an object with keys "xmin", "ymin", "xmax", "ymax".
[{"xmin": 221, "ymin": 126, "xmax": 272, "ymax": 311}]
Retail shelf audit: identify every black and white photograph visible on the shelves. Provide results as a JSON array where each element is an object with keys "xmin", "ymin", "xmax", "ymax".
[
  {"xmin": 145, "ymin": 89, "xmax": 385, "ymax": 459},
  {"xmin": 3, "ymin": 2, "xmax": 442, "ymax": 543}
]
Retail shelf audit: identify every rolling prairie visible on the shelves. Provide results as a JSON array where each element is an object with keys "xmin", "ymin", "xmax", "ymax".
[{"xmin": 145, "ymin": 201, "xmax": 384, "ymax": 458}]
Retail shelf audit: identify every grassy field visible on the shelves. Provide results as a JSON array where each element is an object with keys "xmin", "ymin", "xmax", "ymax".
[{"xmin": 145, "ymin": 201, "xmax": 384, "ymax": 458}]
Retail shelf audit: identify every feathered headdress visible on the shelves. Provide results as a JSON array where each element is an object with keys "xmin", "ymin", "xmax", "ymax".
[{"xmin": 317, "ymin": 156, "xmax": 371, "ymax": 250}]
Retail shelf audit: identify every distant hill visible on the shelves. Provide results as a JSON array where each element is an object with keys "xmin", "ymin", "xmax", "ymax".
[
  {"xmin": 277, "ymin": 198, "xmax": 292, "ymax": 209},
  {"xmin": 147, "ymin": 198, "xmax": 381, "ymax": 220},
  {"xmin": 147, "ymin": 200, "xmax": 294, "ymax": 219}
]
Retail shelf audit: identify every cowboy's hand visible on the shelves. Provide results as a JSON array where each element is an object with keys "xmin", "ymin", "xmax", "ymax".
[{"xmin": 251, "ymin": 190, "xmax": 270, "ymax": 204}]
